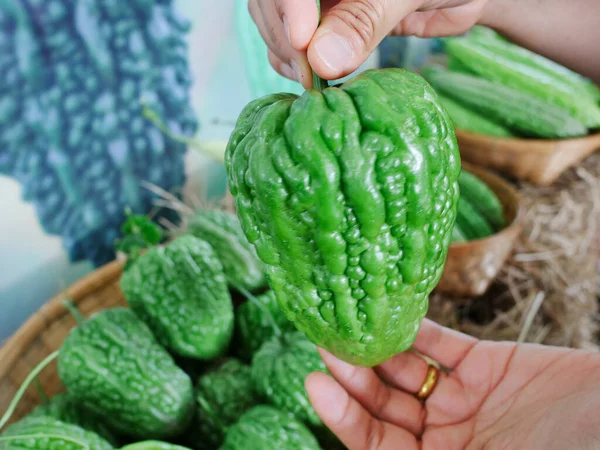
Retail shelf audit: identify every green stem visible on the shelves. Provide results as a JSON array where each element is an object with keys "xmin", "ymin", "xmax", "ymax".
[
  {"xmin": 234, "ymin": 285, "xmax": 282, "ymax": 338},
  {"xmin": 140, "ymin": 99, "xmax": 225, "ymax": 164},
  {"xmin": 0, "ymin": 351, "xmax": 59, "ymax": 430},
  {"xmin": 62, "ymin": 300, "xmax": 86, "ymax": 325},
  {"xmin": 311, "ymin": 0, "xmax": 328, "ymax": 92}
]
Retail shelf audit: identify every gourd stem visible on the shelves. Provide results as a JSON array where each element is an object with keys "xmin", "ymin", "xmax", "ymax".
[
  {"xmin": 310, "ymin": 0, "xmax": 328, "ymax": 92},
  {"xmin": 234, "ymin": 285, "xmax": 283, "ymax": 338},
  {"xmin": 0, "ymin": 351, "xmax": 59, "ymax": 430},
  {"xmin": 140, "ymin": 99, "xmax": 225, "ymax": 164},
  {"xmin": 0, "ymin": 434, "xmax": 89, "ymax": 449},
  {"xmin": 62, "ymin": 299, "xmax": 86, "ymax": 325}
]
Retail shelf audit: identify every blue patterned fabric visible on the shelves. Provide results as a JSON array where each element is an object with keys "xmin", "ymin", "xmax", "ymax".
[{"xmin": 0, "ymin": 0, "xmax": 198, "ymax": 266}]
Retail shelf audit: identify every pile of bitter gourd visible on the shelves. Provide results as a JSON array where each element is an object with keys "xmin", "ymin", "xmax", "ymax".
[
  {"xmin": 422, "ymin": 26, "xmax": 600, "ymax": 139},
  {"xmin": 0, "ymin": 210, "xmax": 336, "ymax": 450}
]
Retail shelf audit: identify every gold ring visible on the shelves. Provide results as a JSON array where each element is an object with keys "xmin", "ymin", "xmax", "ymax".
[{"xmin": 416, "ymin": 365, "xmax": 439, "ymax": 401}]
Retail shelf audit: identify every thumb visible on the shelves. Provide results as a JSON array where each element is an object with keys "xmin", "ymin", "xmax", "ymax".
[{"xmin": 307, "ymin": 0, "xmax": 422, "ymax": 79}]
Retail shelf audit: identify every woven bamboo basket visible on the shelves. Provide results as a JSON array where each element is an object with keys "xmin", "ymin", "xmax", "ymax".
[
  {"xmin": 0, "ymin": 259, "xmax": 126, "ymax": 426},
  {"xmin": 456, "ymin": 129, "xmax": 600, "ymax": 186},
  {"xmin": 436, "ymin": 162, "xmax": 523, "ymax": 297}
]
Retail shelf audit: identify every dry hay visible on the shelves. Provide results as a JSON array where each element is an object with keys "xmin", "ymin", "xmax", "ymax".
[{"xmin": 428, "ymin": 154, "xmax": 600, "ymax": 350}]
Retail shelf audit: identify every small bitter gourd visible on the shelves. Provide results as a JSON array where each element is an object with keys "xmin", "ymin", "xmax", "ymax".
[
  {"xmin": 458, "ymin": 170, "xmax": 505, "ymax": 231},
  {"xmin": 219, "ymin": 405, "xmax": 322, "ymax": 450},
  {"xmin": 456, "ymin": 197, "xmax": 494, "ymax": 240},
  {"xmin": 29, "ymin": 393, "xmax": 117, "ymax": 445},
  {"xmin": 0, "ymin": 416, "xmax": 114, "ymax": 450},
  {"xmin": 193, "ymin": 359, "xmax": 258, "ymax": 449},
  {"xmin": 251, "ymin": 331, "xmax": 326, "ymax": 428},
  {"xmin": 57, "ymin": 308, "xmax": 195, "ymax": 440},
  {"xmin": 187, "ymin": 209, "xmax": 267, "ymax": 292},
  {"xmin": 437, "ymin": 93, "xmax": 514, "ymax": 137},
  {"xmin": 120, "ymin": 235, "xmax": 235, "ymax": 359},
  {"xmin": 422, "ymin": 66, "xmax": 587, "ymax": 139},
  {"xmin": 226, "ymin": 68, "xmax": 461, "ymax": 367},
  {"xmin": 443, "ymin": 37, "xmax": 600, "ymax": 128},
  {"xmin": 235, "ymin": 290, "xmax": 296, "ymax": 360}
]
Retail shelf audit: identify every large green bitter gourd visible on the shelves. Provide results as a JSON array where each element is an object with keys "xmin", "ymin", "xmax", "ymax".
[
  {"xmin": 120, "ymin": 235, "xmax": 235, "ymax": 359},
  {"xmin": 226, "ymin": 68, "xmax": 461, "ymax": 367},
  {"xmin": 57, "ymin": 308, "xmax": 195, "ymax": 440}
]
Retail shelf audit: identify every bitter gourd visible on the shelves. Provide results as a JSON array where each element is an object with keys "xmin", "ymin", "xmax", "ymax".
[
  {"xmin": 219, "ymin": 405, "xmax": 322, "ymax": 450},
  {"xmin": 437, "ymin": 93, "xmax": 514, "ymax": 137},
  {"xmin": 444, "ymin": 37, "xmax": 600, "ymax": 128},
  {"xmin": 193, "ymin": 359, "xmax": 258, "ymax": 449},
  {"xmin": 226, "ymin": 68, "xmax": 461, "ymax": 367},
  {"xmin": 458, "ymin": 170, "xmax": 505, "ymax": 231},
  {"xmin": 468, "ymin": 26, "xmax": 600, "ymax": 103},
  {"xmin": 120, "ymin": 235, "xmax": 234, "ymax": 359},
  {"xmin": 29, "ymin": 393, "xmax": 117, "ymax": 445},
  {"xmin": 251, "ymin": 331, "xmax": 327, "ymax": 428},
  {"xmin": 422, "ymin": 66, "xmax": 587, "ymax": 139},
  {"xmin": 187, "ymin": 209, "xmax": 267, "ymax": 292},
  {"xmin": 235, "ymin": 290, "xmax": 296, "ymax": 360},
  {"xmin": 456, "ymin": 197, "xmax": 494, "ymax": 240},
  {"xmin": 0, "ymin": 416, "xmax": 113, "ymax": 450},
  {"xmin": 57, "ymin": 308, "xmax": 195, "ymax": 440}
]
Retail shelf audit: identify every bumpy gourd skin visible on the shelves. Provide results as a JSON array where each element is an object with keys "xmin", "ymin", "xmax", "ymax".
[
  {"xmin": 187, "ymin": 210, "xmax": 267, "ymax": 292},
  {"xmin": 226, "ymin": 68, "xmax": 460, "ymax": 367},
  {"xmin": 30, "ymin": 393, "xmax": 117, "ymax": 445},
  {"xmin": 0, "ymin": 416, "xmax": 113, "ymax": 450},
  {"xmin": 220, "ymin": 405, "xmax": 321, "ymax": 450},
  {"xmin": 120, "ymin": 235, "xmax": 235, "ymax": 359},
  {"xmin": 251, "ymin": 331, "xmax": 327, "ymax": 427},
  {"xmin": 235, "ymin": 290, "xmax": 296, "ymax": 360},
  {"xmin": 194, "ymin": 359, "xmax": 258, "ymax": 448},
  {"xmin": 57, "ymin": 308, "xmax": 195, "ymax": 440}
]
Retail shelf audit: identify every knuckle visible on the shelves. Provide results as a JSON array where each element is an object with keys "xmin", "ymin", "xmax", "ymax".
[
  {"xmin": 372, "ymin": 384, "xmax": 391, "ymax": 415},
  {"xmin": 331, "ymin": 0, "xmax": 383, "ymax": 45},
  {"xmin": 364, "ymin": 417, "xmax": 385, "ymax": 450}
]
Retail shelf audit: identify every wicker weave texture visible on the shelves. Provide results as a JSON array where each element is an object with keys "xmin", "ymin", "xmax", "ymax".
[{"xmin": 0, "ymin": 260, "xmax": 125, "ymax": 425}]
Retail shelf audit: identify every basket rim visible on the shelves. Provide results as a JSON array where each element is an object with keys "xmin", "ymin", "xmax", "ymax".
[
  {"xmin": 455, "ymin": 128, "xmax": 600, "ymax": 152},
  {"xmin": 0, "ymin": 259, "xmax": 124, "ymax": 381}
]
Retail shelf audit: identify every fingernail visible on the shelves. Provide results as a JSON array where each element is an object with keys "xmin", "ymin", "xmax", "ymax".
[
  {"xmin": 313, "ymin": 31, "xmax": 353, "ymax": 72},
  {"xmin": 290, "ymin": 60, "xmax": 302, "ymax": 83},
  {"xmin": 280, "ymin": 63, "xmax": 295, "ymax": 80},
  {"xmin": 283, "ymin": 15, "xmax": 291, "ymax": 44}
]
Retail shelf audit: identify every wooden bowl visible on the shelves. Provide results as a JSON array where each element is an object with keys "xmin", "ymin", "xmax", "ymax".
[
  {"xmin": 436, "ymin": 162, "xmax": 524, "ymax": 297},
  {"xmin": 0, "ymin": 260, "xmax": 126, "ymax": 425},
  {"xmin": 456, "ymin": 130, "xmax": 600, "ymax": 186}
]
